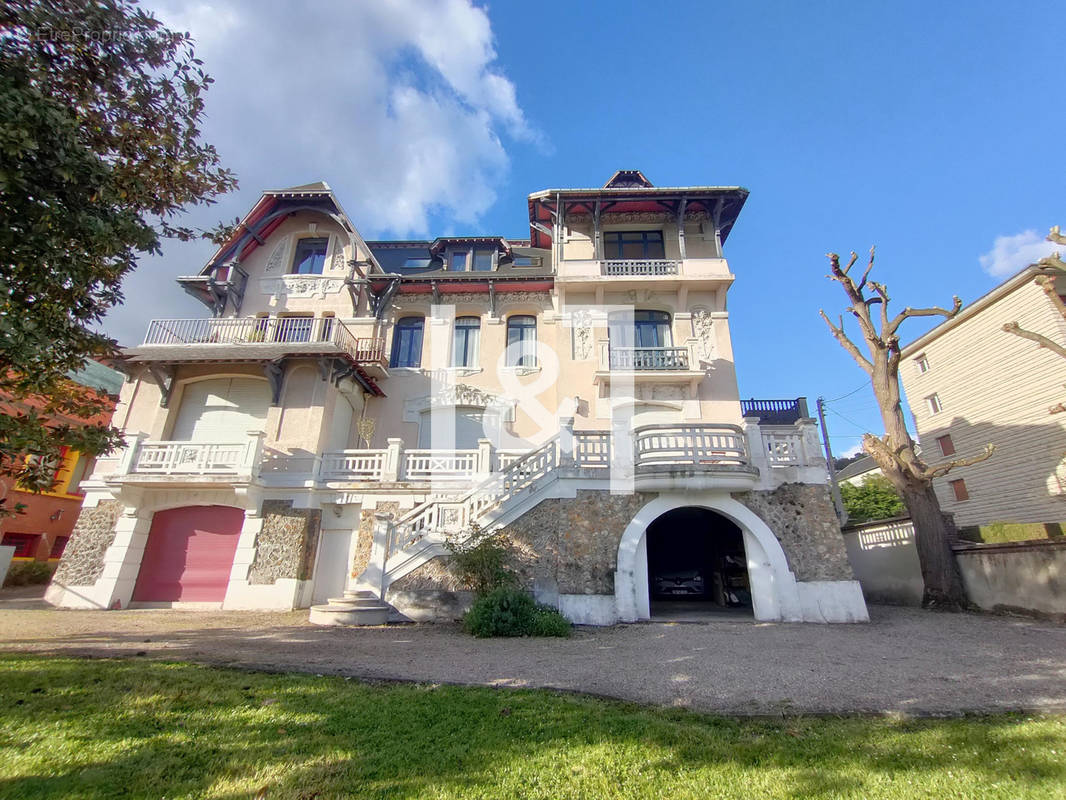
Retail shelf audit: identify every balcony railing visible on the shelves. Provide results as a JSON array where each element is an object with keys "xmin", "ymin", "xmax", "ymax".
[
  {"xmin": 113, "ymin": 432, "xmax": 266, "ymax": 480},
  {"xmin": 602, "ymin": 259, "xmax": 680, "ymax": 276},
  {"xmin": 607, "ymin": 346, "xmax": 690, "ymax": 371},
  {"xmin": 141, "ymin": 317, "xmax": 385, "ymax": 366},
  {"xmin": 633, "ymin": 424, "xmax": 748, "ymax": 467}
]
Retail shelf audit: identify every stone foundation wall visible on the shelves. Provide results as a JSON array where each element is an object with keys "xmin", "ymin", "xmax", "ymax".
[
  {"xmin": 733, "ymin": 483, "xmax": 853, "ymax": 581},
  {"xmin": 52, "ymin": 500, "xmax": 123, "ymax": 586},
  {"xmin": 351, "ymin": 502, "xmax": 399, "ymax": 579},
  {"xmin": 390, "ymin": 490, "xmax": 654, "ymax": 607},
  {"xmin": 248, "ymin": 501, "xmax": 321, "ymax": 585}
]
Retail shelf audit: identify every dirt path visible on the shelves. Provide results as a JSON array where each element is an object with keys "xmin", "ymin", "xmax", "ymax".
[{"xmin": 1, "ymin": 602, "xmax": 1064, "ymax": 715}]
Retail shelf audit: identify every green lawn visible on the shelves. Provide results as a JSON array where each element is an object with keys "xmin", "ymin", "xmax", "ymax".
[{"xmin": 0, "ymin": 656, "xmax": 1063, "ymax": 799}]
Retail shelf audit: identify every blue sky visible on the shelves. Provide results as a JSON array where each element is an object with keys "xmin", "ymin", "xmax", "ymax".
[{"xmin": 124, "ymin": 0, "xmax": 1064, "ymax": 457}]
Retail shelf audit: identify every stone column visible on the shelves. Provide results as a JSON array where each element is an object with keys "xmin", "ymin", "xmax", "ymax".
[{"xmin": 383, "ymin": 438, "xmax": 404, "ymax": 481}]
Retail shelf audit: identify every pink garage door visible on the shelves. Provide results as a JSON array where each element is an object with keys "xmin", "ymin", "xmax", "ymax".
[{"xmin": 132, "ymin": 506, "xmax": 244, "ymax": 603}]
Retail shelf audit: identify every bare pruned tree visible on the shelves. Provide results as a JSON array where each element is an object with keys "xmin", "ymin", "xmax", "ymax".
[
  {"xmin": 1003, "ymin": 226, "xmax": 1066, "ymax": 415},
  {"xmin": 820, "ymin": 247, "xmax": 993, "ymax": 609}
]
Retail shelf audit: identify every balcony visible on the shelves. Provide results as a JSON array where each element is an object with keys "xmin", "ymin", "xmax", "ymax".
[
  {"xmin": 106, "ymin": 432, "xmax": 266, "ymax": 487},
  {"xmin": 132, "ymin": 317, "xmax": 388, "ymax": 378},
  {"xmin": 630, "ymin": 423, "xmax": 758, "ymax": 490},
  {"xmin": 595, "ymin": 342, "xmax": 704, "ymax": 385},
  {"xmin": 602, "ymin": 259, "xmax": 679, "ymax": 276}
]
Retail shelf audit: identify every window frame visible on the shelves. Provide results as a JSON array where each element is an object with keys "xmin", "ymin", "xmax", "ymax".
[
  {"xmin": 505, "ymin": 315, "xmax": 538, "ymax": 367},
  {"xmin": 915, "ymin": 354, "xmax": 930, "ymax": 373},
  {"xmin": 2, "ymin": 533, "xmax": 40, "ymax": 559},
  {"xmin": 390, "ymin": 316, "xmax": 425, "ymax": 368},
  {"xmin": 949, "ymin": 478, "xmax": 969, "ymax": 502},
  {"xmin": 450, "ymin": 251, "xmax": 469, "ymax": 271},
  {"xmin": 472, "ymin": 249, "xmax": 494, "ymax": 272},
  {"xmin": 926, "ymin": 393, "xmax": 943, "ymax": 415},
  {"xmin": 603, "ymin": 230, "xmax": 666, "ymax": 260},
  {"xmin": 511, "ymin": 255, "xmax": 542, "ymax": 268},
  {"xmin": 290, "ymin": 236, "xmax": 330, "ymax": 275},
  {"xmin": 937, "ymin": 434, "xmax": 956, "ymax": 457},
  {"xmin": 452, "ymin": 316, "xmax": 482, "ymax": 368}
]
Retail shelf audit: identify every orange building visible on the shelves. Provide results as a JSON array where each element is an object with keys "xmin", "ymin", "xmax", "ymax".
[{"xmin": 0, "ymin": 362, "xmax": 123, "ymax": 566}]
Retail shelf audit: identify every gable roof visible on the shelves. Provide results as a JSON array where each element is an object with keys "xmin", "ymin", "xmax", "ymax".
[{"xmin": 603, "ymin": 169, "xmax": 654, "ymax": 188}]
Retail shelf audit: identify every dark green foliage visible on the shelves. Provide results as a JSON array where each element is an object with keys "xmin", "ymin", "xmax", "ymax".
[
  {"xmin": 2, "ymin": 560, "xmax": 54, "ymax": 586},
  {"xmin": 841, "ymin": 474, "xmax": 906, "ymax": 523},
  {"xmin": 0, "ymin": 1, "xmax": 236, "ymax": 499},
  {"xmin": 463, "ymin": 587, "xmax": 571, "ymax": 638},
  {"xmin": 444, "ymin": 523, "xmax": 516, "ymax": 596}
]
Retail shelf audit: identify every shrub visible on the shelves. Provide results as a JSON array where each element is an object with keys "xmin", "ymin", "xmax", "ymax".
[
  {"xmin": 463, "ymin": 587, "xmax": 571, "ymax": 638},
  {"xmin": 3, "ymin": 560, "xmax": 54, "ymax": 587},
  {"xmin": 444, "ymin": 523, "xmax": 515, "ymax": 596}
]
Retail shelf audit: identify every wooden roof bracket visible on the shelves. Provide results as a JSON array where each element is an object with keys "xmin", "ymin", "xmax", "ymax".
[{"xmin": 147, "ymin": 365, "xmax": 176, "ymax": 408}]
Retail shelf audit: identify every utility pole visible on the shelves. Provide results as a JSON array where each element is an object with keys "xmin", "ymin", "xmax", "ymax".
[{"xmin": 817, "ymin": 396, "xmax": 848, "ymax": 524}]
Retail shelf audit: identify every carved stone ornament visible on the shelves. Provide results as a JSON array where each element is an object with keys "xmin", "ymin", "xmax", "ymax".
[
  {"xmin": 263, "ymin": 239, "xmax": 288, "ymax": 274},
  {"xmin": 259, "ymin": 275, "xmax": 345, "ymax": 299},
  {"xmin": 572, "ymin": 310, "xmax": 593, "ymax": 360},
  {"xmin": 691, "ymin": 307, "xmax": 716, "ymax": 361},
  {"xmin": 403, "ymin": 382, "xmax": 516, "ymax": 422},
  {"xmin": 636, "ymin": 384, "xmax": 686, "ymax": 402},
  {"xmin": 330, "ymin": 247, "xmax": 347, "ymax": 273}
]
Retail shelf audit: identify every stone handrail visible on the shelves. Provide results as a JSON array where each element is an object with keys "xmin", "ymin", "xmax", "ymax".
[
  {"xmin": 601, "ymin": 259, "xmax": 680, "ymax": 276},
  {"xmin": 632, "ymin": 423, "xmax": 748, "ymax": 467}
]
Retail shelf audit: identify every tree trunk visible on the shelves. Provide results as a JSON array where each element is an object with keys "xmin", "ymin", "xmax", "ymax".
[{"xmin": 898, "ymin": 480, "xmax": 969, "ymax": 609}]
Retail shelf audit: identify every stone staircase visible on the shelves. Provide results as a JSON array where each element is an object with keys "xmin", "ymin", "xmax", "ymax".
[{"xmin": 308, "ymin": 589, "xmax": 391, "ymax": 626}]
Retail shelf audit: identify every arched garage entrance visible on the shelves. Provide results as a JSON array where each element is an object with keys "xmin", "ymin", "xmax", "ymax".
[
  {"xmin": 615, "ymin": 494, "xmax": 801, "ymax": 622},
  {"xmin": 132, "ymin": 506, "xmax": 244, "ymax": 604},
  {"xmin": 646, "ymin": 507, "xmax": 752, "ymax": 618}
]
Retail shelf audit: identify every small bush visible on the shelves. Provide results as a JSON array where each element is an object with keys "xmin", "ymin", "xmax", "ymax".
[
  {"xmin": 463, "ymin": 587, "xmax": 571, "ymax": 638},
  {"xmin": 444, "ymin": 523, "xmax": 515, "ymax": 596},
  {"xmin": 3, "ymin": 561, "xmax": 54, "ymax": 587}
]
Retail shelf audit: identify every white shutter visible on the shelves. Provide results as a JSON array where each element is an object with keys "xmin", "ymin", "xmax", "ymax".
[{"xmin": 171, "ymin": 378, "xmax": 270, "ymax": 442}]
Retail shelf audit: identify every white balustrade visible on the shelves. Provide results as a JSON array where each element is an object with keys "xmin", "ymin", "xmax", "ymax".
[
  {"xmin": 131, "ymin": 440, "xmax": 252, "ymax": 474},
  {"xmin": 601, "ymin": 260, "xmax": 680, "ymax": 276},
  {"xmin": 763, "ymin": 432, "xmax": 803, "ymax": 466},
  {"xmin": 319, "ymin": 450, "xmax": 387, "ymax": 480},
  {"xmin": 402, "ymin": 450, "xmax": 479, "ymax": 481},
  {"xmin": 572, "ymin": 431, "xmax": 612, "ymax": 468},
  {"xmin": 633, "ymin": 424, "xmax": 748, "ymax": 467}
]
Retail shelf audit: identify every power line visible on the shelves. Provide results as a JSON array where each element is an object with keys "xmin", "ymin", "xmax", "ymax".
[
  {"xmin": 824, "ymin": 382, "xmax": 869, "ymax": 404},
  {"xmin": 828, "ymin": 407, "xmax": 869, "ymax": 432}
]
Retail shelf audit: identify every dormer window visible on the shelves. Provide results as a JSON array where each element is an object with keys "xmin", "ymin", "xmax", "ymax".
[
  {"xmin": 450, "ymin": 251, "xmax": 468, "ymax": 271},
  {"xmin": 291, "ymin": 237, "xmax": 329, "ymax": 274},
  {"xmin": 604, "ymin": 231, "xmax": 665, "ymax": 260},
  {"xmin": 472, "ymin": 249, "xmax": 494, "ymax": 271}
]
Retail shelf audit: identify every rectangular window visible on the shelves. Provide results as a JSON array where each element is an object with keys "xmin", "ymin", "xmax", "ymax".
[
  {"xmin": 603, "ymin": 231, "xmax": 666, "ymax": 260},
  {"xmin": 291, "ymin": 237, "xmax": 329, "ymax": 275},
  {"xmin": 937, "ymin": 434, "xmax": 955, "ymax": 457},
  {"xmin": 2, "ymin": 533, "xmax": 40, "ymax": 559},
  {"xmin": 916, "ymin": 354, "xmax": 930, "ymax": 373},
  {"xmin": 926, "ymin": 394, "xmax": 943, "ymax": 415},
  {"xmin": 390, "ymin": 317, "xmax": 425, "ymax": 368},
  {"xmin": 511, "ymin": 256, "xmax": 541, "ymax": 267},
  {"xmin": 506, "ymin": 315, "xmax": 537, "ymax": 367},
  {"xmin": 450, "ymin": 251, "xmax": 468, "ymax": 271},
  {"xmin": 472, "ymin": 250, "xmax": 494, "ymax": 271},
  {"xmin": 950, "ymin": 478, "xmax": 969, "ymax": 501},
  {"xmin": 49, "ymin": 536, "xmax": 69, "ymax": 559},
  {"xmin": 452, "ymin": 317, "xmax": 481, "ymax": 367},
  {"xmin": 403, "ymin": 257, "xmax": 432, "ymax": 269},
  {"xmin": 274, "ymin": 314, "xmax": 314, "ymax": 343}
]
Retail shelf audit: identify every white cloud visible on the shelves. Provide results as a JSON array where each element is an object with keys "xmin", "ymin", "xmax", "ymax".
[
  {"xmin": 838, "ymin": 442, "xmax": 865, "ymax": 459},
  {"xmin": 104, "ymin": 0, "xmax": 538, "ymax": 344},
  {"xmin": 978, "ymin": 229, "xmax": 1060, "ymax": 278}
]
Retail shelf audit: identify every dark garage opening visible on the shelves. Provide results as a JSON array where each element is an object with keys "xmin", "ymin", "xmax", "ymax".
[{"xmin": 646, "ymin": 507, "xmax": 752, "ymax": 619}]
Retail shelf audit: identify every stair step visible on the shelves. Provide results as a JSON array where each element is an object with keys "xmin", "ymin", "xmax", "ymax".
[{"xmin": 309, "ymin": 601, "xmax": 390, "ymax": 627}]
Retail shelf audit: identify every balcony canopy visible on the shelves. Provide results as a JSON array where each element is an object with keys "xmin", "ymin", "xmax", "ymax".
[{"xmin": 526, "ymin": 171, "xmax": 749, "ymax": 250}]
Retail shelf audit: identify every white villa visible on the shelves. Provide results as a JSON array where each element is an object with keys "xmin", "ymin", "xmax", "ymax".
[{"xmin": 47, "ymin": 170, "xmax": 868, "ymax": 625}]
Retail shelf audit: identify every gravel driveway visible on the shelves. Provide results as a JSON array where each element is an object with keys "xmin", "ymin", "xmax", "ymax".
[{"xmin": 1, "ymin": 603, "xmax": 1064, "ymax": 716}]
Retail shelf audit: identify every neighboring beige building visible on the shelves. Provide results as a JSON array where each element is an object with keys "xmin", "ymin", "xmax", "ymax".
[
  {"xmin": 47, "ymin": 171, "xmax": 867, "ymax": 624},
  {"xmin": 900, "ymin": 265, "xmax": 1066, "ymax": 530}
]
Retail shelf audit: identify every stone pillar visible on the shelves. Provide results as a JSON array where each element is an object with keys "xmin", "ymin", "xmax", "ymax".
[
  {"xmin": 116, "ymin": 433, "xmax": 147, "ymax": 476},
  {"xmin": 383, "ymin": 438, "xmax": 404, "ymax": 481},
  {"xmin": 559, "ymin": 416, "xmax": 575, "ymax": 468},
  {"xmin": 743, "ymin": 417, "xmax": 770, "ymax": 481},
  {"xmin": 242, "ymin": 430, "xmax": 267, "ymax": 476},
  {"xmin": 353, "ymin": 513, "xmax": 392, "ymax": 598},
  {"xmin": 476, "ymin": 438, "xmax": 494, "ymax": 477},
  {"xmin": 98, "ymin": 507, "xmax": 153, "ymax": 609}
]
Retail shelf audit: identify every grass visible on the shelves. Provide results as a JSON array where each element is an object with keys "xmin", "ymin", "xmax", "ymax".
[{"xmin": 0, "ymin": 656, "xmax": 1064, "ymax": 799}]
